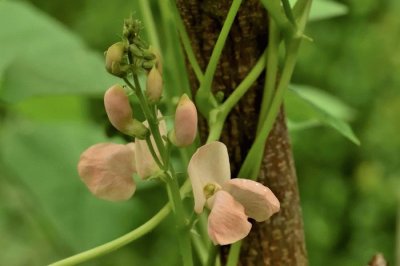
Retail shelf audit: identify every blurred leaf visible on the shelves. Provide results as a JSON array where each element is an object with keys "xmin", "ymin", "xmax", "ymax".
[
  {"xmin": 285, "ymin": 85, "xmax": 360, "ymax": 145},
  {"xmin": 0, "ymin": 118, "xmax": 146, "ymax": 254},
  {"xmin": 309, "ymin": 0, "xmax": 348, "ymax": 21},
  {"xmin": 290, "ymin": 0, "xmax": 348, "ymax": 21},
  {"xmin": 0, "ymin": 1, "xmax": 117, "ymax": 103},
  {"xmin": 290, "ymin": 84, "xmax": 356, "ymax": 120}
]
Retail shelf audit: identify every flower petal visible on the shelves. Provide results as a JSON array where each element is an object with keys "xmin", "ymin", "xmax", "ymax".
[
  {"xmin": 223, "ymin": 179, "xmax": 280, "ymax": 222},
  {"xmin": 135, "ymin": 111, "xmax": 166, "ymax": 179},
  {"xmin": 188, "ymin": 141, "xmax": 231, "ymax": 213},
  {"xmin": 207, "ymin": 191, "xmax": 251, "ymax": 245},
  {"xmin": 78, "ymin": 143, "xmax": 136, "ymax": 201}
]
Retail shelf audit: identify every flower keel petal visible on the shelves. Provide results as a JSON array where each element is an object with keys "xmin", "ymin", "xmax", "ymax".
[
  {"xmin": 207, "ymin": 191, "xmax": 251, "ymax": 245},
  {"xmin": 223, "ymin": 178, "xmax": 280, "ymax": 222}
]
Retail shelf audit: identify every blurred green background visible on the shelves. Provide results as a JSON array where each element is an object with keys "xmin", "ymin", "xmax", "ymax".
[{"xmin": 0, "ymin": 0, "xmax": 399, "ymax": 265}]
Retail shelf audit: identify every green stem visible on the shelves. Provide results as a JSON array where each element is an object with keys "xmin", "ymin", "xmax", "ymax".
[
  {"xmin": 205, "ymin": 244, "xmax": 218, "ymax": 266},
  {"xmin": 49, "ymin": 205, "xmax": 171, "ymax": 266},
  {"xmin": 206, "ymin": 49, "xmax": 267, "ymax": 143},
  {"xmin": 259, "ymin": 0, "xmax": 291, "ymax": 32},
  {"xmin": 242, "ymin": 39, "xmax": 300, "ymax": 180},
  {"xmin": 145, "ymin": 136, "xmax": 164, "ymax": 169},
  {"xmin": 219, "ymin": 48, "xmax": 267, "ymax": 118},
  {"xmin": 165, "ymin": 173, "xmax": 193, "ymax": 266},
  {"xmin": 196, "ymin": 0, "xmax": 242, "ymax": 118},
  {"xmin": 191, "ymin": 234, "xmax": 207, "ymax": 265},
  {"xmin": 138, "ymin": 0, "xmax": 161, "ymax": 49},
  {"xmin": 130, "ymin": 75, "xmax": 167, "ymax": 161},
  {"xmin": 226, "ymin": 241, "xmax": 242, "ymax": 266},
  {"xmin": 170, "ymin": 0, "xmax": 204, "ymax": 81},
  {"xmin": 238, "ymin": 0, "xmax": 312, "ymax": 180},
  {"xmin": 256, "ymin": 20, "xmax": 280, "ymax": 134},
  {"xmin": 281, "ymin": 0, "xmax": 297, "ymax": 27},
  {"xmin": 49, "ymin": 180, "xmax": 192, "ymax": 266}
]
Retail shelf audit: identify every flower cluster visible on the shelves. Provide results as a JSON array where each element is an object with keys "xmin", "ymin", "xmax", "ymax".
[{"xmin": 77, "ymin": 16, "xmax": 279, "ymax": 246}]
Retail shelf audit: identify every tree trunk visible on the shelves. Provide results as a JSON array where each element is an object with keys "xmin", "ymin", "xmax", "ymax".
[{"xmin": 176, "ymin": 0, "xmax": 308, "ymax": 265}]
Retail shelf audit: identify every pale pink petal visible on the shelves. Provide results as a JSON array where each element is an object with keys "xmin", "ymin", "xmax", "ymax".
[
  {"xmin": 188, "ymin": 141, "xmax": 231, "ymax": 213},
  {"xmin": 135, "ymin": 111, "xmax": 166, "ymax": 179},
  {"xmin": 207, "ymin": 191, "xmax": 251, "ymax": 245},
  {"xmin": 77, "ymin": 143, "xmax": 136, "ymax": 201},
  {"xmin": 223, "ymin": 179, "xmax": 280, "ymax": 222},
  {"xmin": 125, "ymin": 143, "xmax": 137, "ymax": 173}
]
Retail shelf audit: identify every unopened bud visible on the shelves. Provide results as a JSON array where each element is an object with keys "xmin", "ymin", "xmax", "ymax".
[
  {"xmin": 104, "ymin": 85, "xmax": 149, "ymax": 138},
  {"xmin": 146, "ymin": 67, "xmax": 163, "ymax": 103},
  {"xmin": 170, "ymin": 94, "xmax": 198, "ymax": 147},
  {"xmin": 105, "ymin": 42, "xmax": 126, "ymax": 77},
  {"xmin": 148, "ymin": 47, "xmax": 163, "ymax": 75}
]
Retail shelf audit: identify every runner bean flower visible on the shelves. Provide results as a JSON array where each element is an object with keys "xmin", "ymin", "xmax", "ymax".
[{"xmin": 188, "ymin": 141, "xmax": 280, "ymax": 245}]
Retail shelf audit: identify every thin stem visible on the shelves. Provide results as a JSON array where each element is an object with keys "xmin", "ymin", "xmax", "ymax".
[
  {"xmin": 226, "ymin": 241, "xmax": 242, "ymax": 266},
  {"xmin": 241, "ymin": 40, "xmax": 300, "ymax": 180},
  {"xmin": 206, "ymin": 49, "xmax": 267, "ymax": 143},
  {"xmin": 238, "ymin": 0, "xmax": 313, "ymax": 180},
  {"xmin": 196, "ymin": 0, "xmax": 242, "ymax": 117},
  {"xmin": 257, "ymin": 20, "xmax": 280, "ymax": 134},
  {"xmin": 205, "ymin": 244, "xmax": 218, "ymax": 266},
  {"xmin": 145, "ymin": 136, "xmax": 164, "ymax": 169},
  {"xmin": 50, "ymin": 180, "xmax": 192, "ymax": 266},
  {"xmin": 281, "ymin": 0, "xmax": 297, "ymax": 27},
  {"xmin": 49, "ymin": 204, "xmax": 171, "ymax": 266},
  {"xmin": 219, "ymin": 48, "xmax": 267, "ymax": 118},
  {"xmin": 131, "ymin": 75, "xmax": 167, "ymax": 161},
  {"xmin": 170, "ymin": 0, "xmax": 204, "ymax": 81},
  {"xmin": 138, "ymin": 0, "xmax": 161, "ymax": 49},
  {"xmin": 259, "ymin": 0, "xmax": 291, "ymax": 32},
  {"xmin": 165, "ymin": 173, "xmax": 193, "ymax": 266},
  {"xmin": 191, "ymin": 234, "xmax": 207, "ymax": 265}
]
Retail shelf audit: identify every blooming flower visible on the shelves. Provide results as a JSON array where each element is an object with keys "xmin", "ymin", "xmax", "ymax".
[
  {"xmin": 188, "ymin": 141, "xmax": 280, "ymax": 245},
  {"xmin": 78, "ymin": 143, "xmax": 136, "ymax": 201}
]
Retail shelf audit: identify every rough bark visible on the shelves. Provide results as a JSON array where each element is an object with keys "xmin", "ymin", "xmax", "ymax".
[{"xmin": 176, "ymin": 0, "xmax": 307, "ymax": 265}]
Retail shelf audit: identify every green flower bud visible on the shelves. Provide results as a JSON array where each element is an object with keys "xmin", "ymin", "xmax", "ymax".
[
  {"xmin": 129, "ymin": 44, "xmax": 143, "ymax": 58},
  {"xmin": 105, "ymin": 42, "xmax": 126, "ymax": 77}
]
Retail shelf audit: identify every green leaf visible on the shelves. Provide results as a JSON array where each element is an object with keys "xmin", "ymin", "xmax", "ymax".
[
  {"xmin": 290, "ymin": 84, "xmax": 356, "ymax": 120},
  {"xmin": 0, "ymin": 1, "xmax": 118, "ymax": 103},
  {"xmin": 309, "ymin": 0, "xmax": 348, "ymax": 21},
  {"xmin": 290, "ymin": 0, "xmax": 348, "ymax": 21},
  {"xmin": 0, "ymin": 118, "xmax": 149, "ymax": 251},
  {"xmin": 285, "ymin": 85, "xmax": 360, "ymax": 145}
]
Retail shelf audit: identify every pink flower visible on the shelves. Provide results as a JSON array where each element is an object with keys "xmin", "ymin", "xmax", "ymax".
[
  {"xmin": 78, "ymin": 143, "xmax": 136, "ymax": 201},
  {"xmin": 188, "ymin": 141, "xmax": 280, "ymax": 245}
]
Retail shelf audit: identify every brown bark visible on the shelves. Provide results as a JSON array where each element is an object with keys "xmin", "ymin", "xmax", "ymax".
[{"xmin": 176, "ymin": 0, "xmax": 307, "ymax": 265}]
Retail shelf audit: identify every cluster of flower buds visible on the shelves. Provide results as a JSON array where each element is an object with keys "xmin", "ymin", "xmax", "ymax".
[{"xmin": 105, "ymin": 16, "xmax": 157, "ymax": 78}]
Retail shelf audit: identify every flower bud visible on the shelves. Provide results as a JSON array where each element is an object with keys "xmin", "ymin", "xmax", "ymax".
[
  {"xmin": 104, "ymin": 85, "xmax": 133, "ymax": 133},
  {"xmin": 149, "ymin": 47, "xmax": 163, "ymax": 75},
  {"xmin": 105, "ymin": 42, "xmax": 126, "ymax": 77},
  {"xmin": 170, "ymin": 94, "xmax": 198, "ymax": 147},
  {"xmin": 146, "ymin": 67, "xmax": 163, "ymax": 103},
  {"xmin": 77, "ymin": 143, "xmax": 136, "ymax": 201},
  {"xmin": 104, "ymin": 84, "xmax": 149, "ymax": 138}
]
